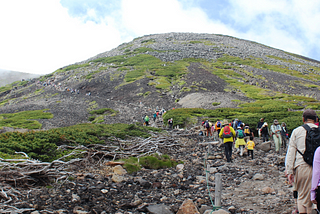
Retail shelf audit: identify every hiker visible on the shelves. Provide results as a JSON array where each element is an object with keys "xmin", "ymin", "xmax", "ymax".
[
  {"xmin": 168, "ymin": 118, "xmax": 173, "ymax": 129},
  {"xmin": 271, "ymin": 119, "xmax": 282, "ymax": 153},
  {"xmin": 246, "ymin": 136, "xmax": 255, "ymax": 159},
  {"xmin": 311, "ymin": 147, "xmax": 320, "ymax": 211},
  {"xmin": 201, "ymin": 121, "xmax": 207, "ymax": 136},
  {"xmin": 205, "ymin": 120, "xmax": 212, "ymax": 137},
  {"xmin": 144, "ymin": 115, "xmax": 149, "ymax": 126},
  {"xmin": 285, "ymin": 144, "xmax": 299, "ymax": 214},
  {"xmin": 244, "ymin": 124, "xmax": 254, "ymax": 142},
  {"xmin": 233, "ymin": 118, "xmax": 239, "ymax": 130},
  {"xmin": 235, "ymin": 124, "xmax": 246, "ymax": 156},
  {"xmin": 261, "ymin": 122, "xmax": 269, "ymax": 142},
  {"xmin": 280, "ymin": 122, "xmax": 289, "ymax": 150},
  {"xmin": 211, "ymin": 123, "xmax": 216, "ymax": 140},
  {"xmin": 257, "ymin": 118, "xmax": 265, "ymax": 139},
  {"xmin": 215, "ymin": 119, "xmax": 222, "ymax": 140},
  {"xmin": 153, "ymin": 112, "xmax": 157, "ymax": 122},
  {"xmin": 286, "ymin": 109, "xmax": 318, "ymax": 214},
  {"xmin": 219, "ymin": 119, "xmax": 236, "ymax": 162}
]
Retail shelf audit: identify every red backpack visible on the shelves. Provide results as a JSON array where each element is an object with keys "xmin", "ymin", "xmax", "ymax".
[{"xmin": 222, "ymin": 126, "xmax": 233, "ymax": 138}]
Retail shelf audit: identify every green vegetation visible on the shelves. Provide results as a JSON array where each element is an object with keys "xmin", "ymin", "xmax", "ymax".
[
  {"xmin": 141, "ymin": 39, "xmax": 156, "ymax": 45},
  {"xmin": 0, "ymin": 123, "xmax": 161, "ymax": 162},
  {"xmin": 53, "ymin": 63, "xmax": 91, "ymax": 74},
  {"xmin": 89, "ymin": 108, "xmax": 118, "ymax": 115},
  {"xmin": 212, "ymin": 102, "xmax": 220, "ymax": 106},
  {"xmin": 85, "ymin": 70, "xmax": 101, "ymax": 79},
  {"xmin": 0, "ymin": 109, "xmax": 53, "ymax": 129},
  {"xmin": 89, "ymin": 108, "xmax": 118, "ymax": 123},
  {"xmin": 88, "ymin": 52, "xmax": 191, "ymax": 90},
  {"xmin": 209, "ymin": 55, "xmax": 320, "ymax": 81},
  {"xmin": 118, "ymin": 153, "xmax": 182, "ymax": 174},
  {"xmin": 162, "ymin": 99, "xmax": 309, "ymax": 134}
]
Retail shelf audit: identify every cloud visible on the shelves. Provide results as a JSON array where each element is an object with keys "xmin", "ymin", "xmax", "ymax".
[
  {"xmin": 121, "ymin": 0, "xmax": 236, "ymax": 36},
  {"xmin": 220, "ymin": 0, "xmax": 320, "ymax": 58},
  {"xmin": 0, "ymin": 0, "xmax": 122, "ymax": 74},
  {"xmin": 0, "ymin": 0, "xmax": 319, "ymax": 75}
]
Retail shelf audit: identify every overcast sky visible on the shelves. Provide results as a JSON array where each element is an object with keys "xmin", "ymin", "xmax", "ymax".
[{"xmin": 0, "ymin": 0, "xmax": 319, "ymax": 75}]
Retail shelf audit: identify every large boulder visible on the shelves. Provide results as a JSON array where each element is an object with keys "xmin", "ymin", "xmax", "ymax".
[{"xmin": 256, "ymin": 141, "xmax": 271, "ymax": 152}]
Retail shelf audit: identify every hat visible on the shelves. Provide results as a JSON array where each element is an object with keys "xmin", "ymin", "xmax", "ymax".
[
  {"xmin": 223, "ymin": 119, "xmax": 229, "ymax": 125},
  {"xmin": 263, "ymin": 122, "xmax": 268, "ymax": 127},
  {"xmin": 273, "ymin": 119, "xmax": 279, "ymax": 125}
]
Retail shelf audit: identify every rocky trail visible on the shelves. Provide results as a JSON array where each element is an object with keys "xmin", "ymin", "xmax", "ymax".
[{"xmin": 0, "ymin": 127, "xmax": 296, "ymax": 214}]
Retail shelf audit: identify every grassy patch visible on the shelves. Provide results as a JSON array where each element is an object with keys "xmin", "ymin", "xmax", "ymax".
[
  {"xmin": 85, "ymin": 70, "xmax": 101, "ymax": 79},
  {"xmin": 89, "ymin": 108, "xmax": 118, "ymax": 123},
  {"xmin": 90, "ymin": 53, "xmax": 191, "ymax": 90},
  {"xmin": 54, "ymin": 63, "xmax": 90, "ymax": 74},
  {"xmin": 118, "ymin": 153, "xmax": 181, "ymax": 174},
  {"xmin": 0, "ymin": 123, "xmax": 161, "ymax": 162},
  {"xmin": 0, "ymin": 109, "xmax": 53, "ymax": 129},
  {"xmin": 89, "ymin": 108, "xmax": 118, "ymax": 115}
]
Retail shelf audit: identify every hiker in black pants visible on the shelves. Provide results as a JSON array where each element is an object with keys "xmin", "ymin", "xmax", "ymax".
[{"xmin": 219, "ymin": 119, "xmax": 236, "ymax": 162}]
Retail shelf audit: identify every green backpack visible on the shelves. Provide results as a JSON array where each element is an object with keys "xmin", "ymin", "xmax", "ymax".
[{"xmin": 238, "ymin": 129, "xmax": 244, "ymax": 138}]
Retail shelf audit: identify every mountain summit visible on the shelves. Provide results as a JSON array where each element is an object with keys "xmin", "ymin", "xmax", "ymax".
[{"xmin": 0, "ymin": 33, "xmax": 319, "ymax": 129}]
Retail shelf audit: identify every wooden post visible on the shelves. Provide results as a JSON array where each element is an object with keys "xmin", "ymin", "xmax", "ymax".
[{"xmin": 215, "ymin": 173, "xmax": 222, "ymax": 207}]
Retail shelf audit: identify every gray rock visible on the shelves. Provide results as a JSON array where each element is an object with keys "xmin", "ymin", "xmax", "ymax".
[
  {"xmin": 147, "ymin": 204, "xmax": 174, "ymax": 214},
  {"xmin": 203, "ymin": 209, "xmax": 230, "ymax": 214},
  {"xmin": 253, "ymin": 173, "xmax": 264, "ymax": 180},
  {"xmin": 256, "ymin": 141, "xmax": 271, "ymax": 152}
]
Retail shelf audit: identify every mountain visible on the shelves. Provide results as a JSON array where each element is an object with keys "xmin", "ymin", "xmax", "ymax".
[
  {"xmin": 0, "ymin": 69, "xmax": 40, "ymax": 87},
  {"xmin": 0, "ymin": 32, "xmax": 319, "ymax": 130},
  {"xmin": 1, "ymin": 32, "xmax": 320, "ymax": 213}
]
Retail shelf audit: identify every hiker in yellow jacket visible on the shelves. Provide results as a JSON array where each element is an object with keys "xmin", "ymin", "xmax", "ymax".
[
  {"xmin": 246, "ymin": 136, "xmax": 255, "ymax": 159},
  {"xmin": 219, "ymin": 119, "xmax": 236, "ymax": 162}
]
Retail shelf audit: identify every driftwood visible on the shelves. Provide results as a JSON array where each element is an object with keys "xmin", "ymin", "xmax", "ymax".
[{"xmin": 0, "ymin": 132, "xmax": 183, "ymax": 208}]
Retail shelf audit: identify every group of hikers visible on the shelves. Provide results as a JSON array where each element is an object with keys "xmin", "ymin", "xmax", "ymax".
[
  {"xmin": 200, "ymin": 117, "xmax": 293, "ymax": 159},
  {"xmin": 201, "ymin": 119, "xmax": 256, "ymax": 160},
  {"xmin": 37, "ymin": 80, "xmax": 92, "ymax": 96},
  {"xmin": 203, "ymin": 109, "xmax": 320, "ymax": 214},
  {"xmin": 143, "ymin": 107, "xmax": 174, "ymax": 129}
]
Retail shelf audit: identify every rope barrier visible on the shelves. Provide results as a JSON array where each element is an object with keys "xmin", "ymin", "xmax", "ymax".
[{"xmin": 203, "ymin": 141, "xmax": 221, "ymax": 213}]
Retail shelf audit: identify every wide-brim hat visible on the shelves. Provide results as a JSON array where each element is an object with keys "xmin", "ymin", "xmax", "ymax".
[
  {"xmin": 263, "ymin": 122, "xmax": 268, "ymax": 127},
  {"xmin": 273, "ymin": 120, "xmax": 279, "ymax": 125},
  {"xmin": 223, "ymin": 119, "xmax": 229, "ymax": 125}
]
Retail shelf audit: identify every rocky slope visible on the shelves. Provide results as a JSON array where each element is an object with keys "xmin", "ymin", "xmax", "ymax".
[
  {"xmin": 0, "ymin": 128, "xmax": 296, "ymax": 214},
  {"xmin": 0, "ymin": 33, "xmax": 319, "ymax": 129},
  {"xmin": 1, "ymin": 33, "xmax": 320, "ymax": 214}
]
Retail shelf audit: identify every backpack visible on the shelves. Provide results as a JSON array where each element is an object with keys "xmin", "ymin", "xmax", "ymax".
[
  {"xmin": 238, "ymin": 129, "xmax": 244, "ymax": 138},
  {"xmin": 244, "ymin": 127, "xmax": 250, "ymax": 134},
  {"xmin": 217, "ymin": 121, "xmax": 221, "ymax": 128},
  {"xmin": 205, "ymin": 122, "xmax": 210, "ymax": 128},
  {"xmin": 222, "ymin": 126, "xmax": 233, "ymax": 138},
  {"xmin": 297, "ymin": 124, "xmax": 320, "ymax": 166},
  {"xmin": 145, "ymin": 116, "xmax": 149, "ymax": 122}
]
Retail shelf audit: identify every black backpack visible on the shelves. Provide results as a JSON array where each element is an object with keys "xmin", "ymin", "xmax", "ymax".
[
  {"xmin": 297, "ymin": 124, "xmax": 320, "ymax": 166},
  {"xmin": 205, "ymin": 122, "xmax": 210, "ymax": 128}
]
